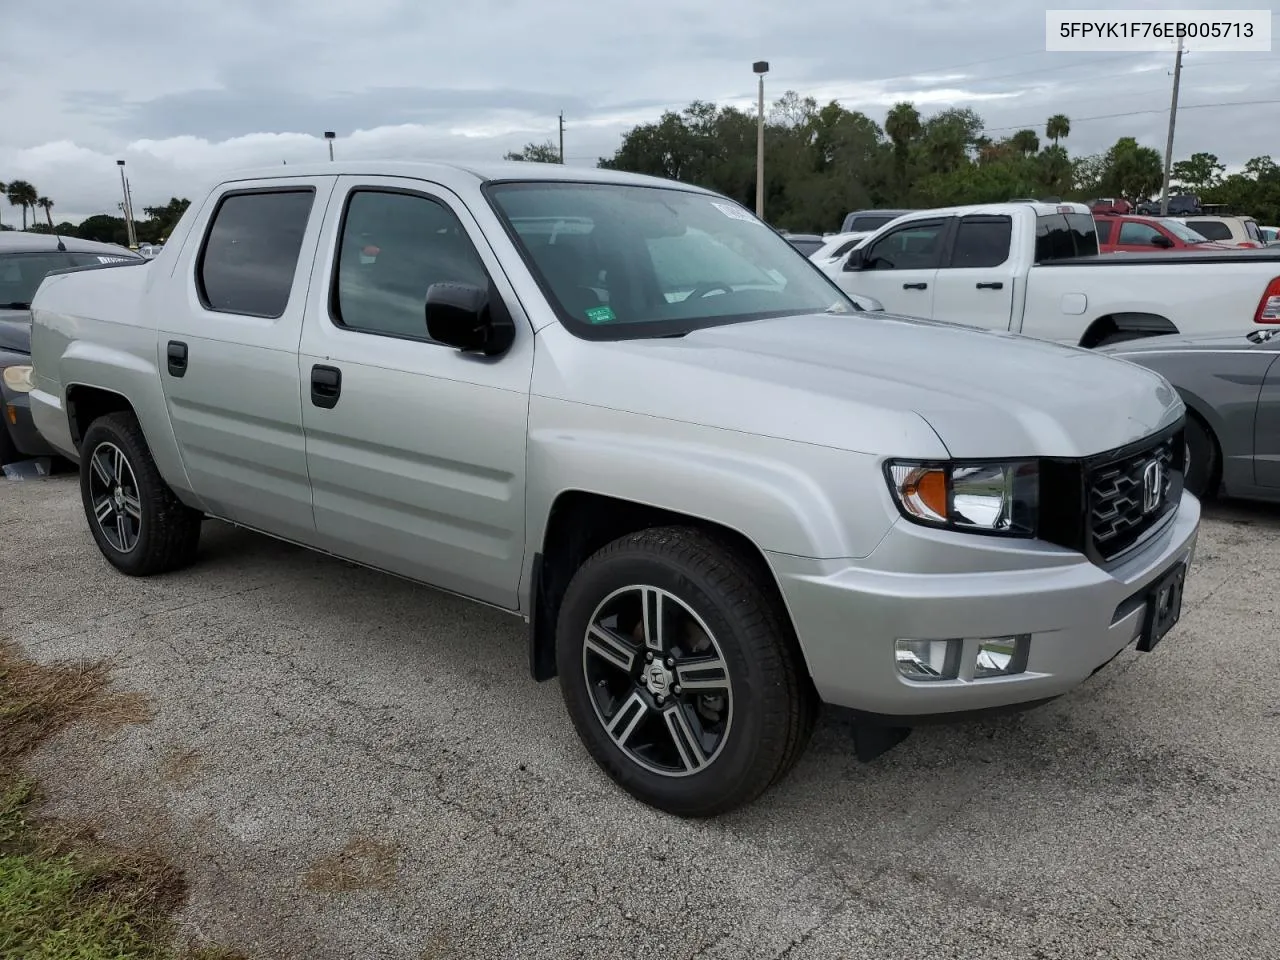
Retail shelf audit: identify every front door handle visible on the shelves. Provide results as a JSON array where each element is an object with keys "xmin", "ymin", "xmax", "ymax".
[
  {"xmin": 167, "ymin": 340, "xmax": 188, "ymax": 377},
  {"xmin": 976, "ymin": 281, "xmax": 1005, "ymax": 290},
  {"xmin": 903, "ymin": 282, "xmax": 928, "ymax": 290},
  {"xmin": 311, "ymin": 365, "xmax": 342, "ymax": 409}
]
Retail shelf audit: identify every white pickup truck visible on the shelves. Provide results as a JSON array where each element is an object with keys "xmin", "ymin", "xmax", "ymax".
[{"xmin": 822, "ymin": 201, "xmax": 1280, "ymax": 347}]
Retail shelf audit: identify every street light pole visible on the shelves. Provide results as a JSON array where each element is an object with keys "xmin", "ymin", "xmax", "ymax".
[
  {"xmin": 324, "ymin": 130, "xmax": 336, "ymax": 162},
  {"xmin": 116, "ymin": 160, "xmax": 137, "ymax": 249},
  {"xmin": 1158, "ymin": 37, "xmax": 1184, "ymax": 216},
  {"xmin": 753, "ymin": 61, "xmax": 769, "ymax": 220}
]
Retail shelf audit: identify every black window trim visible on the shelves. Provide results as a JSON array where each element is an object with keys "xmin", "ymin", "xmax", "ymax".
[
  {"xmin": 194, "ymin": 185, "xmax": 317, "ymax": 320},
  {"xmin": 480, "ymin": 178, "xmax": 862, "ymax": 342},
  {"xmin": 864, "ymin": 216, "xmax": 955, "ymax": 272},
  {"xmin": 326, "ymin": 184, "xmax": 506, "ymax": 347},
  {"xmin": 942, "ymin": 214, "xmax": 1013, "ymax": 269}
]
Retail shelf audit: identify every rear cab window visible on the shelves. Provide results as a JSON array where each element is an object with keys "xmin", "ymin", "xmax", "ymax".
[{"xmin": 1035, "ymin": 212, "xmax": 1099, "ymax": 262}]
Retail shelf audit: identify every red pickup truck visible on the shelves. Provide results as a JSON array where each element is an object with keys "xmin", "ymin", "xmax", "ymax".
[{"xmin": 1094, "ymin": 213, "xmax": 1229, "ymax": 254}]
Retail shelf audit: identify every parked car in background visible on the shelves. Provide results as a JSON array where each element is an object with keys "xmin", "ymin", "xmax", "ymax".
[
  {"xmin": 1136, "ymin": 195, "xmax": 1202, "ymax": 216},
  {"xmin": 838, "ymin": 208, "xmax": 912, "ymax": 234},
  {"xmin": 1101, "ymin": 327, "xmax": 1280, "ymax": 502},
  {"xmin": 26, "ymin": 160, "xmax": 1199, "ymax": 815},
  {"xmin": 1173, "ymin": 215, "xmax": 1266, "ymax": 249},
  {"xmin": 807, "ymin": 231, "xmax": 871, "ymax": 266},
  {"xmin": 1089, "ymin": 198, "xmax": 1133, "ymax": 215},
  {"xmin": 1094, "ymin": 213, "xmax": 1229, "ymax": 254},
  {"xmin": 0, "ymin": 232, "xmax": 142, "ymax": 465},
  {"xmin": 779, "ymin": 232, "xmax": 825, "ymax": 257},
  {"xmin": 1261, "ymin": 226, "xmax": 1278, "ymax": 245},
  {"xmin": 821, "ymin": 200, "xmax": 1280, "ymax": 346}
]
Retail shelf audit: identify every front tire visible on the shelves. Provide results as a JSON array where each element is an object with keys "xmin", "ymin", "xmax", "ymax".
[
  {"xmin": 1183, "ymin": 415, "xmax": 1219, "ymax": 500},
  {"xmin": 79, "ymin": 412, "xmax": 203, "ymax": 576},
  {"xmin": 555, "ymin": 526, "xmax": 817, "ymax": 817}
]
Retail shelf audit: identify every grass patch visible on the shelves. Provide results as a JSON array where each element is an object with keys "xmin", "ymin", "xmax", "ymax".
[{"xmin": 0, "ymin": 640, "xmax": 244, "ymax": 960}]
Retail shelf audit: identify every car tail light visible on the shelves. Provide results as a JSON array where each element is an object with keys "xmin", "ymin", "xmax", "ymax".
[{"xmin": 1256, "ymin": 277, "xmax": 1280, "ymax": 324}]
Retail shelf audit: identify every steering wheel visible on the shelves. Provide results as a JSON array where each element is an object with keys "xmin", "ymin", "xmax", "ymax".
[{"xmin": 685, "ymin": 282, "xmax": 733, "ymax": 300}]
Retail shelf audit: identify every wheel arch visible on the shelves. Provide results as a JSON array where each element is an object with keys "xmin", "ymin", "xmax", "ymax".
[
  {"xmin": 527, "ymin": 490, "xmax": 799, "ymax": 684},
  {"xmin": 1079, "ymin": 312, "xmax": 1178, "ymax": 348}
]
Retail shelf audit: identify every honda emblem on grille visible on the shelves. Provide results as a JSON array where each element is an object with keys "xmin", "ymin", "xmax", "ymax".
[{"xmin": 1141, "ymin": 459, "xmax": 1163, "ymax": 513}]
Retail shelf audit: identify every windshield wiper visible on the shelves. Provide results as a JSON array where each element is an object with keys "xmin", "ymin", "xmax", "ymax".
[{"xmin": 0, "ymin": 302, "xmax": 31, "ymax": 310}]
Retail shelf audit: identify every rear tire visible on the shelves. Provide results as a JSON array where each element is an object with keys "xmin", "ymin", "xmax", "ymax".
[
  {"xmin": 555, "ymin": 526, "xmax": 817, "ymax": 817},
  {"xmin": 79, "ymin": 412, "xmax": 203, "ymax": 576},
  {"xmin": 1183, "ymin": 415, "xmax": 1219, "ymax": 500}
]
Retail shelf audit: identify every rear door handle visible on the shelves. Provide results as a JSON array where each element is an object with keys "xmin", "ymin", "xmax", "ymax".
[
  {"xmin": 166, "ymin": 340, "xmax": 188, "ymax": 377},
  {"xmin": 903, "ymin": 282, "xmax": 928, "ymax": 290},
  {"xmin": 976, "ymin": 281, "xmax": 1005, "ymax": 290},
  {"xmin": 310, "ymin": 364, "xmax": 342, "ymax": 409}
]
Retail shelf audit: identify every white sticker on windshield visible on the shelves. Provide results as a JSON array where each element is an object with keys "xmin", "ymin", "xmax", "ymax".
[
  {"xmin": 710, "ymin": 201, "xmax": 761, "ymax": 224},
  {"xmin": 97, "ymin": 256, "xmax": 131, "ymax": 263}
]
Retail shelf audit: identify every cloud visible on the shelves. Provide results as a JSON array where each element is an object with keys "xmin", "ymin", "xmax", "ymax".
[{"xmin": 0, "ymin": 0, "xmax": 1275, "ymax": 223}]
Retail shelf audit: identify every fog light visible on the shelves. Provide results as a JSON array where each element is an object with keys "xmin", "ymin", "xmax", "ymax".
[
  {"xmin": 974, "ymin": 636, "xmax": 1030, "ymax": 679},
  {"xmin": 895, "ymin": 639, "xmax": 961, "ymax": 681}
]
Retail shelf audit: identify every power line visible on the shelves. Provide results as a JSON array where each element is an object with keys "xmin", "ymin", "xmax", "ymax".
[{"xmin": 979, "ymin": 98, "xmax": 1280, "ymax": 135}]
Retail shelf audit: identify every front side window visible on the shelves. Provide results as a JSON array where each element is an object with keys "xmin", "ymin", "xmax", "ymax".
[
  {"xmin": 197, "ymin": 189, "xmax": 315, "ymax": 318},
  {"xmin": 332, "ymin": 190, "xmax": 489, "ymax": 341},
  {"xmin": 485, "ymin": 182, "xmax": 856, "ymax": 340},
  {"xmin": 1117, "ymin": 221, "xmax": 1163, "ymax": 245},
  {"xmin": 863, "ymin": 221, "xmax": 947, "ymax": 271},
  {"xmin": 947, "ymin": 216, "xmax": 1011, "ymax": 268}
]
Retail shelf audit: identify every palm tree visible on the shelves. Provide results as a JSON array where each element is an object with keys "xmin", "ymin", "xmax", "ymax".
[
  {"xmin": 1011, "ymin": 129, "xmax": 1040, "ymax": 157},
  {"xmin": 0, "ymin": 181, "xmax": 5, "ymax": 230},
  {"xmin": 37, "ymin": 197, "xmax": 54, "ymax": 230},
  {"xmin": 6, "ymin": 180, "xmax": 38, "ymax": 230},
  {"xmin": 884, "ymin": 101, "xmax": 922, "ymax": 188},
  {"xmin": 1046, "ymin": 114, "xmax": 1071, "ymax": 147}
]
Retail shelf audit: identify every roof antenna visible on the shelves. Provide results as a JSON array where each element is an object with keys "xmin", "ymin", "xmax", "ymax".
[{"xmin": 53, "ymin": 231, "xmax": 66, "ymax": 252}]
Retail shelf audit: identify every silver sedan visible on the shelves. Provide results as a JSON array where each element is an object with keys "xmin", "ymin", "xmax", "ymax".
[{"xmin": 1100, "ymin": 328, "xmax": 1280, "ymax": 502}]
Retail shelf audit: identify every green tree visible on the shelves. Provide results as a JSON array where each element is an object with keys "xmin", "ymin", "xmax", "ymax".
[
  {"xmin": 884, "ymin": 101, "xmax": 922, "ymax": 188},
  {"xmin": 139, "ymin": 197, "xmax": 191, "ymax": 242},
  {"xmin": 75, "ymin": 213, "xmax": 129, "ymax": 246},
  {"xmin": 36, "ymin": 197, "xmax": 54, "ymax": 230},
  {"xmin": 1046, "ymin": 114, "xmax": 1071, "ymax": 147},
  {"xmin": 0, "ymin": 180, "xmax": 5, "ymax": 230},
  {"xmin": 504, "ymin": 140, "xmax": 562, "ymax": 163},
  {"xmin": 6, "ymin": 180, "xmax": 38, "ymax": 230},
  {"xmin": 1102, "ymin": 137, "xmax": 1163, "ymax": 199},
  {"xmin": 1171, "ymin": 151, "xmax": 1225, "ymax": 193},
  {"xmin": 1011, "ymin": 129, "xmax": 1040, "ymax": 157}
]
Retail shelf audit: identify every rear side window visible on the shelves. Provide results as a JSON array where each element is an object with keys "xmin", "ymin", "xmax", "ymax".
[
  {"xmin": 850, "ymin": 215, "xmax": 898, "ymax": 232},
  {"xmin": 1035, "ymin": 213, "xmax": 1099, "ymax": 261},
  {"xmin": 1245, "ymin": 220, "xmax": 1262, "ymax": 242},
  {"xmin": 1186, "ymin": 219, "xmax": 1232, "ymax": 241},
  {"xmin": 947, "ymin": 216, "xmax": 1011, "ymax": 268},
  {"xmin": 197, "ymin": 189, "xmax": 315, "ymax": 318},
  {"xmin": 1094, "ymin": 220, "xmax": 1114, "ymax": 244}
]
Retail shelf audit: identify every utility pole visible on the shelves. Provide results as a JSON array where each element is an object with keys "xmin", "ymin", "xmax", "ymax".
[
  {"xmin": 559, "ymin": 112, "xmax": 565, "ymax": 164},
  {"xmin": 1158, "ymin": 36, "xmax": 1184, "ymax": 216},
  {"xmin": 753, "ymin": 61, "xmax": 769, "ymax": 219}
]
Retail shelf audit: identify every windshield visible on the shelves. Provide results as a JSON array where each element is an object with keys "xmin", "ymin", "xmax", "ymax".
[
  {"xmin": 1163, "ymin": 220, "xmax": 1210, "ymax": 243},
  {"xmin": 485, "ymin": 181, "xmax": 857, "ymax": 339},
  {"xmin": 0, "ymin": 251, "xmax": 137, "ymax": 308}
]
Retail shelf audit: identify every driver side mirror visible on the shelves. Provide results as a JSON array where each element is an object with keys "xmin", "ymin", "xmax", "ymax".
[
  {"xmin": 425, "ymin": 282, "xmax": 515, "ymax": 357},
  {"xmin": 1150, "ymin": 234, "xmax": 1173, "ymax": 248},
  {"xmin": 842, "ymin": 246, "xmax": 866, "ymax": 272}
]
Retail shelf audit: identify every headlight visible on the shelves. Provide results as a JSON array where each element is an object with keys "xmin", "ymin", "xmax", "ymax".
[
  {"xmin": 2, "ymin": 365, "xmax": 33, "ymax": 394},
  {"xmin": 885, "ymin": 459, "xmax": 1039, "ymax": 536}
]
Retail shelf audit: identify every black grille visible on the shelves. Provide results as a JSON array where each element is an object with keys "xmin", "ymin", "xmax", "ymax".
[{"xmin": 1086, "ymin": 436, "xmax": 1177, "ymax": 561}]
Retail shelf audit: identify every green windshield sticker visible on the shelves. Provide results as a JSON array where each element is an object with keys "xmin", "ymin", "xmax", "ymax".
[{"xmin": 585, "ymin": 306, "xmax": 617, "ymax": 324}]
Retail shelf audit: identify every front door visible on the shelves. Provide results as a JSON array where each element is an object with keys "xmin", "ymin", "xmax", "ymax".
[
  {"xmin": 835, "ymin": 218, "xmax": 950, "ymax": 318},
  {"xmin": 297, "ymin": 177, "xmax": 533, "ymax": 609},
  {"xmin": 156, "ymin": 177, "xmax": 335, "ymax": 545},
  {"xmin": 929, "ymin": 214, "xmax": 1017, "ymax": 330}
]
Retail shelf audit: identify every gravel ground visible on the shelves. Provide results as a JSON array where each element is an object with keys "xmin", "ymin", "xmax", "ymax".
[{"xmin": 3, "ymin": 474, "xmax": 1278, "ymax": 960}]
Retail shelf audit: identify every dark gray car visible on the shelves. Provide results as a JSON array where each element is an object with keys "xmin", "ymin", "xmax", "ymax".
[
  {"xmin": 1100, "ymin": 328, "xmax": 1280, "ymax": 502},
  {"xmin": 1, "ymin": 232, "xmax": 142, "ymax": 465}
]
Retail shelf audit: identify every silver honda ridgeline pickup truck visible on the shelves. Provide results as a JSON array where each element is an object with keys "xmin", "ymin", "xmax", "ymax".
[{"xmin": 22, "ymin": 163, "xmax": 1199, "ymax": 816}]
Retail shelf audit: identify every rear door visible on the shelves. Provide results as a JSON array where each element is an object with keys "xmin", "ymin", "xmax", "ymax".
[
  {"xmin": 156, "ymin": 177, "xmax": 335, "ymax": 545},
  {"xmin": 929, "ymin": 214, "xmax": 1016, "ymax": 330},
  {"xmin": 835, "ymin": 217, "xmax": 950, "ymax": 318},
  {"xmin": 1255, "ymin": 351, "xmax": 1280, "ymax": 489}
]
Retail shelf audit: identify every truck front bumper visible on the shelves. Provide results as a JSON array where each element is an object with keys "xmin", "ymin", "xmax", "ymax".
[{"xmin": 768, "ymin": 491, "xmax": 1200, "ymax": 718}]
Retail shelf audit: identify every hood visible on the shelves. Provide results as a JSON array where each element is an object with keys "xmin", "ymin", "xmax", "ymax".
[
  {"xmin": 0, "ymin": 312, "xmax": 31, "ymax": 354},
  {"xmin": 537, "ymin": 312, "xmax": 1182, "ymax": 460}
]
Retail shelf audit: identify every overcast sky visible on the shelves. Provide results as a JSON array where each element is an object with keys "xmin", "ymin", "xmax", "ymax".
[{"xmin": 2, "ymin": 0, "xmax": 1276, "ymax": 223}]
